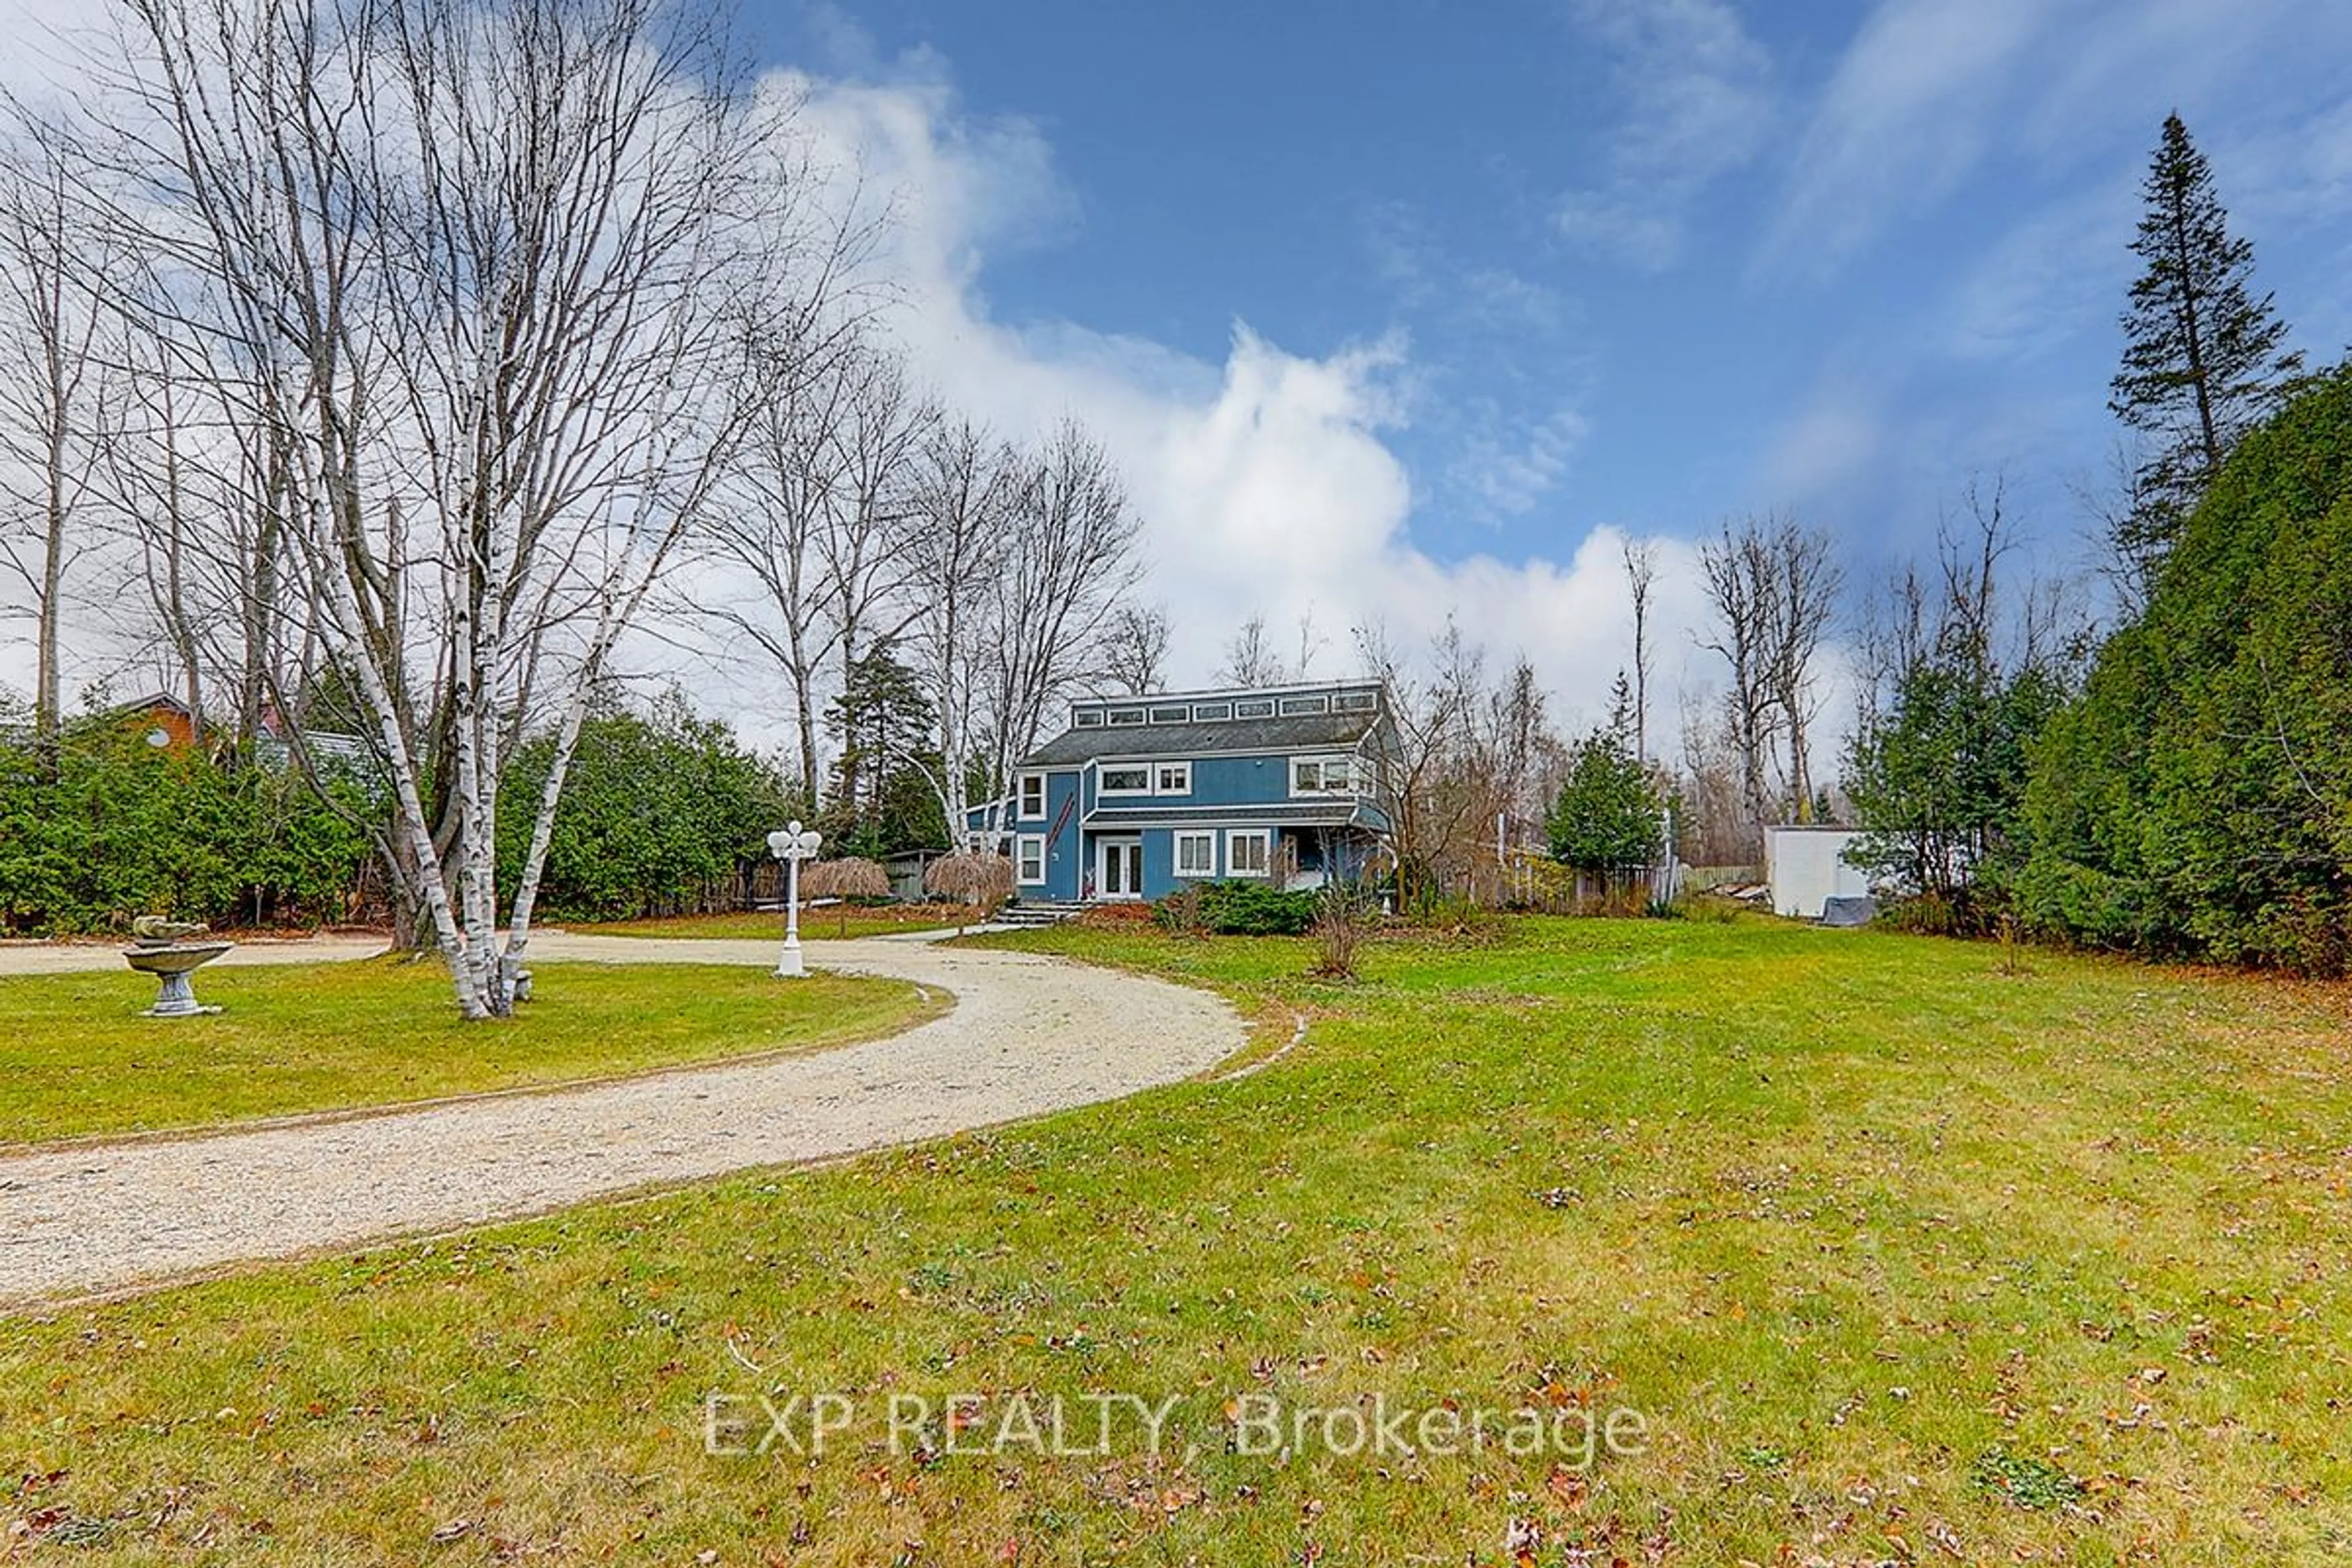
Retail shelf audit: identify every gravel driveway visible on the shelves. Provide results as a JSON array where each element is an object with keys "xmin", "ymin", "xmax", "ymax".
[{"xmin": 0, "ymin": 930, "xmax": 1242, "ymax": 1308}]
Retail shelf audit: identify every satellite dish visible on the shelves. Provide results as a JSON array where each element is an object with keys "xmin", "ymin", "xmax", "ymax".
[{"xmin": 146, "ymin": 728, "xmax": 172, "ymax": 748}]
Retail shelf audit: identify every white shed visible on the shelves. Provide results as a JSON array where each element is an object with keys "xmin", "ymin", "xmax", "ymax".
[{"xmin": 1764, "ymin": 826, "xmax": 1871, "ymax": 919}]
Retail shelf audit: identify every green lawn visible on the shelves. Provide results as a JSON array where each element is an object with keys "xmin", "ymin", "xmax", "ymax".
[
  {"xmin": 6, "ymin": 917, "xmax": 2351, "ymax": 1562},
  {"xmin": 576, "ymin": 905, "xmax": 979, "ymax": 941},
  {"xmin": 0, "ymin": 959, "xmax": 940, "ymax": 1146}
]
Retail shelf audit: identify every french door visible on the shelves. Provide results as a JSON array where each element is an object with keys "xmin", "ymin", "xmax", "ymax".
[{"xmin": 1098, "ymin": 839, "xmax": 1144, "ymax": 900}]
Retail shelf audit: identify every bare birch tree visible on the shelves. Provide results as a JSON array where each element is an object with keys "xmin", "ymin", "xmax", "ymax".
[{"xmin": 64, "ymin": 0, "xmax": 840, "ymax": 1016}]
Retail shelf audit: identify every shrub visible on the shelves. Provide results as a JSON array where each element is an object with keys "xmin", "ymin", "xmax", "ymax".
[
  {"xmin": 0, "ymin": 726, "xmax": 377, "ymax": 935},
  {"xmin": 1180, "ymin": 880, "xmax": 1317, "ymax": 936},
  {"xmin": 1309, "ymin": 884, "xmax": 1372, "ymax": 978},
  {"xmin": 497, "ymin": 690, "xmax": 791, "ymax": 922},
  {"xmin": 1154, "ymin": 883, "xmax": 1206, "ymax": 937}
]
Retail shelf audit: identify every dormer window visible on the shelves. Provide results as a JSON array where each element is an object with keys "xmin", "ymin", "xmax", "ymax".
[{"xmin": 1106, "ymin": 707, "xmax": 1147, "ymax": 727}]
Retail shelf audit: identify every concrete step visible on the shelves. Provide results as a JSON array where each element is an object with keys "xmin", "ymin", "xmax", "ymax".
[{"xmin": 996, "ymin": 901, "xmax": 1084, "ymax": 927}]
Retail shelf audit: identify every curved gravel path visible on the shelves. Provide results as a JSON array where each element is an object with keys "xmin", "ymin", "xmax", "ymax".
[{"xmin": 0, "ymin": 930, "xmax": 1242, "ymax": 1308}]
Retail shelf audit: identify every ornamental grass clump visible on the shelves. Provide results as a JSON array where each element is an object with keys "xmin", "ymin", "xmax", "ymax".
[
  {"xmin": 924, "ymin": 851, "xmax": 1016, "ymax": 933},
  {"xmin": 801, "ymin": 857, "xmax": 891, "ymax": 936}
]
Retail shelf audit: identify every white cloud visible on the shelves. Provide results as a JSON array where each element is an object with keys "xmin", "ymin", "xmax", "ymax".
[
  {"xmin": 1553, "ymin": 0, "xmax": 1776, "ymax": 270},
  {"xmin": 1754, "ymin": 0, "xmax": 2052, "ymax": 282},
  {"xmin": 1935, "ymin": 179, "xmax": 2136, "ymax": 364},
  {"xmin": 767, "ymin": 67, "xmax": 1726, "ymax": 733},
  {"xmin": 1446, "ymin": 402, "xmax": 1590, "ymax": 522},
  {"xmin": 1755, "ymin": 0, "xmax": 2352, "ymax": 286}
]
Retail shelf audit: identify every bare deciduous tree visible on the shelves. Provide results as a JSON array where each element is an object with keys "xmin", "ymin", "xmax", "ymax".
[
  {"xmin": 1700, "ymin": 519, "xmax": 1781, "ymax": 830},
  {"xmin": 1763, "ymin": 519, "xmax": 1842, "ymax": 821},
  {"xmin": 1354, "ymin": 619, "xmax": 1500, "ymax": 909},
  {"xmin": 1097, "ymin": 603, "xmax": 1170, "ymax": 695},
  {"xmin": 69, "ymin": 0, "xmax": 837, "ymax": 1016},
  {"xmin": 698, "ymin": 325, "xmax": 886, "ymax": 807},
  {"xmin": 980, "ymin": 419, "xmax": 1143, "ymax": 827},
  {"xmin": 1621, "ymin": 536, "xmax": 1656, "ymax": 764},
  {"xmin": 1218, "ymin": 612, "xmax": 1286, "ymax": 688},
  {"xmin": 894, "ymin": 416, "xmax": 1016, "ymax": 846},
  {"xmin": 1700, "ymin": 513, "xmax": 1841, "ymax": 827},
  {"xmin": 0, "ymin": 145, "xmax": 108, "ymax": 767}
]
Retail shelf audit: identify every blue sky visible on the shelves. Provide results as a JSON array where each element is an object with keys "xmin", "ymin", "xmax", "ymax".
[{"xmin": 752, "ymin": 0, "xmax": 2352, "ymax": 606}]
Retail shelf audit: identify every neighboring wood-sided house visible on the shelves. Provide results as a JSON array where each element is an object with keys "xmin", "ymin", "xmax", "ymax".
[{"xmin": 970, "ymin": 681, "xmax": 1396, "ymax": 903}]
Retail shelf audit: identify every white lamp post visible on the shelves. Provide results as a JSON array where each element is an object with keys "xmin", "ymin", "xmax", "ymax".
[{"xmin": 767, "ymin": 820, "xmax": 823, "ymax": 978}]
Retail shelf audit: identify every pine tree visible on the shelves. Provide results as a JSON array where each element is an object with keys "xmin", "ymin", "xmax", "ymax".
[{"xmin": 2109, "ymin": 113, "xmax": 2302, "ymax": 568}]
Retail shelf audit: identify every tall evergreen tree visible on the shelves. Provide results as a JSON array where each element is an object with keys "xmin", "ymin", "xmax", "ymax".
[{"xmin": 2109, "ymin": 113, "xmax": 2302, "ymax": 569}]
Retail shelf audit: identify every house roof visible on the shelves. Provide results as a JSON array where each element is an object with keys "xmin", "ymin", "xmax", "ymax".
[
  {"xmin": 1022, "ymin": 707, "xmax": 1382, "ymax": 767},
  {"xmin": 1083, "ymin": 801, "xmax": 1375, "ymax": 831}
]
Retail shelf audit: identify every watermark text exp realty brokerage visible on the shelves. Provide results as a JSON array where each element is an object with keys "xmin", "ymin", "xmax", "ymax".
[{"xmin": 704, "ymin": 1391, "xmax": 1650, "ymax": 1466}]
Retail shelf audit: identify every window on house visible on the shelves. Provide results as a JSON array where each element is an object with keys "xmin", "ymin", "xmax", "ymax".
[
  {"xmin": 1018, "ymin": 772, "xmax": 1046, "ymax": 819},
  {"xmin": 1099, "ymin": 764, "xmax": 1151, "ymax": 796},
  {"xmin": 1226, "ymin": 828, "xmax": 1271, "ymax": 877},
  {"xmin": 1233, "ymin": 698, "xmax": 1275, "ymax": 718},
  {"xmin": 1155, "ymin": 760, "xmax": 1191, "ymax": 794},
  {"xmin": 1149, "ymin": 704, "xmax": 1190, "ymax": 725},
  {"xmin": 1174, "ymin": 830, "xmax": 1216, "ymax": 878},
  {"xmin": 1191, "ymin": 702, "xmax": 1231, "ymax": 722},
  {"xmin": 1074, "ymin": 709, "xmax": 1104, "ymax": 728},
  {"xmin": 1292, "ymin": 756, "xmax": 1355, "ymax": 794},
  {"xmin": 1016, "ymin": 834, "xmax": 1046, "ymax": 884},
  {"xmin": 1107, "ymin": 707, "xmax": 1147, "ymax": 726},
  {"xmin": 1278, "ymin": 695, "xmax": 1330, "ymax": 715},
  {"xmin": 1333, "ymin": 690, "xmax": 1379, "ymax": 712}
]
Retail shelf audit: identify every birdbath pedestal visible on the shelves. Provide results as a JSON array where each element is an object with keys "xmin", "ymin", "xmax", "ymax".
[{"xmin": 123, "ymin": 919, "xmax": 235, "ymax": 1018}]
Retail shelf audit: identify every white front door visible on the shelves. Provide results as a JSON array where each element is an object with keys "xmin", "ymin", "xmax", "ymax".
[{"xmin": 1098, "ymin": 838, "xmax": 1144, "ymax": 900}]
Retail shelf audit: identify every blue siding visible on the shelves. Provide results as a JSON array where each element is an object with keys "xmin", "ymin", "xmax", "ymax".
[
  {"xmin": 1005, "ymin": 768, "xmax": 1084, "ymax": 901},
  {"xmin": 979, "ymin": 741, "xmax": 1390, "ymax": 903}
]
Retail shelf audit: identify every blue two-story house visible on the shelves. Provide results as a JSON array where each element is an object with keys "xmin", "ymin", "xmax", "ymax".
[{"xmin": 974, "ymin": 680, "xmax": 1396, "ymax": 903}]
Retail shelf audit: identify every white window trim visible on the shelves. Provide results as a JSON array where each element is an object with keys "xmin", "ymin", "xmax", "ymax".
[
  {"xmin": 1173, "ymin": 829, "xmax": 1217, "ymax": 879},
  {"xmin": 1154, "ymin": 760, "xmax": 1193, "ymax": 796},
  {"xmin": 1015, "ymin": 834, "xmax": 1046, "ymax": 885},
  {"xmin": 1289, "ymin": 754, "xmax": 1358, "ymax": 797},
  {"xmin": 1225, "ymin": 827, "xmax": 1272, "ymax": 878},
  {"xmin": 1097, "ymin": 763, "xmax": 1153, "ymax": 798},
  {"xmin": 1017, "ymin": 771, "xmax": 1047, "ymax": 820}
]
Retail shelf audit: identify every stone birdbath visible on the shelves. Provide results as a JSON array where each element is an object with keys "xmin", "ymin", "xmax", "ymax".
[{"xmin": 123, "ymin": 916, "xmax": 235, "ymax": 1018}]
